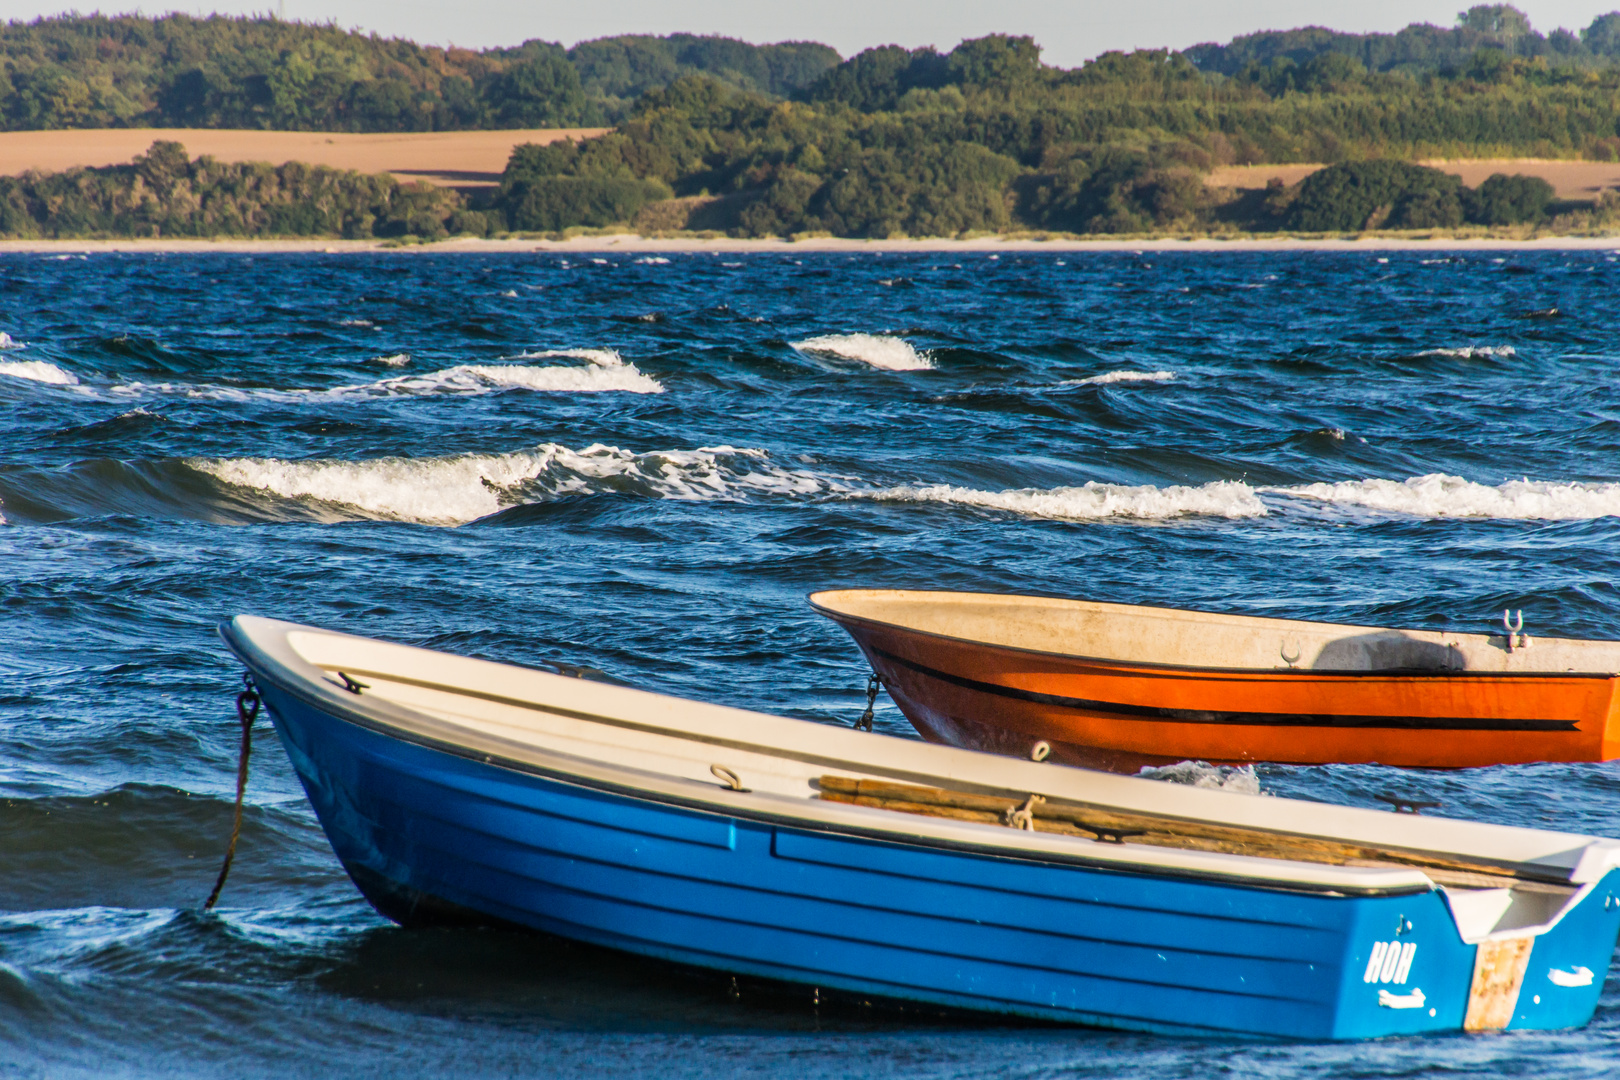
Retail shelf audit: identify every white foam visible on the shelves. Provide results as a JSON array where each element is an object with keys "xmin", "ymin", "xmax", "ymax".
[
  {"xmin": 338, "ymin": 318, "xmax": 375, "ymax": 328},
  {"xmin": 1064, "ymin": 370, "xmax": 1175, "ymax": 387},
  {"xmin": 1416, "ymin": 346, "xmax": 1516, "ymax": 358},
  {"xmin": 110, "ymin": 350, "xmax": 662, "ymax": 400},
  {"xmin": 192, "ymin": 443, "xmax": 837, "ymax": 526},
  {"xmin": 514, "ymin": 348, "xmax": 625, "ymax": 367},
  {"xmin": 1138, "ymin": 761, "xmax": 1263, "ymax": 794},
  {"xmin": 791, "ymin": 334, "xmax": 934, "ymax": 371},
  {"xmin": 1269, "ymin": 474, "xmax": 1620, "ymax": 521},
  {"xmin": 0, "ymin": 332, "xmax": 23, "ymax": 349},
  {"xmin": 370, "ymin": 354, "xmax": 410, "ymax": 367},
  {"xmin": 634, "ymin": 256, "xmax": 671, "ymax": 265},
  {"xmin": 0, "ymin": 359, "xmax": 78, "ymax": 385},
  {"xmin": 864, "ymin": 480, "xmax": 1266, "ymax": 522}
]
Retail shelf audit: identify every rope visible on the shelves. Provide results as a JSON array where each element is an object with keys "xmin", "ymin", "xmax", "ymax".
[
  {"xmin": 1002, "ymin": 794, "xmax": 1044, "ymax": 831},
  {"xmin": 853, "ymin": 671, "xmax": 881, "ymax": 732},
  {"xmin": 203, "ymin": 673, "xmax": 260, "ymax": 912}
]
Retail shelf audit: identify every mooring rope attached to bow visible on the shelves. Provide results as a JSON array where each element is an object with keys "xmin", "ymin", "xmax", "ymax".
[{"xmin": 203, "ymin": 673, "xmax": 260, "ymax": 912}]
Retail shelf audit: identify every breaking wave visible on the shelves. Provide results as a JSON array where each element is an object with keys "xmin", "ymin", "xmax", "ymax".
[
  {"xmin": 0, "ymin": 359, "xmax": 78, "ymax": 385},
  {"xmin": 791, "ymin": 334, "xmax": 934, "ymax": 371},
  {"xmin": 1064, "ymin": 370, "xmax": 1176, "ymax": 387},
  {"xmin": 1415, "ymin": 346, "xmax": 1516, "ymax": 359},
  {"xmin": 108, "ymin": 349, "xmax": 662, "ymax": 400},
  {"xmin": 1269, "ymin": 474, "xmax": 1620, "ymax": 520},
  {"xmin": 863, "ymin": 479, "xmax": 1267, "ymax": 522},
  {"xmin": 192, "ymin": 443, "xmax": 835, "ymax": 526},
  {"xmin": 0, "ymin": 331, "xmax": 24, "ymax": 349},
  {"xmin": 1139, "ymin": 761, "xmax": 1263, "ymax": 795}
]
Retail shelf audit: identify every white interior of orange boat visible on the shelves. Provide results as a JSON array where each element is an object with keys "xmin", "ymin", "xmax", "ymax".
[
  {"xmin": 810, "ymin": 589, "xmax": 1620, "ymax": 674},
  {"xmin": 228, "ymin": 617, "xmax": 1620, "ymax": 946}
]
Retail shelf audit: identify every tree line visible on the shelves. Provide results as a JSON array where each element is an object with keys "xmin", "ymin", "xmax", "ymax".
[
  {"xmin": 484, "ymin": 17, "xmax": 1620, "ymax": 238},
  {"xmin": 0, "ymin": 15, "xmax": 837, "ymax": 131},
  {"xmin": 5, "ymin": 6, "xmax": 1620, "ymax": 238},
  {"xmin": 0, "ymin": 140, "xmax": 480, "ymax": 238}
]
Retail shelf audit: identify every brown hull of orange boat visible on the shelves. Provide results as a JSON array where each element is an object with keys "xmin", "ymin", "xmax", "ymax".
[{"xmin": 826, "ymin": 615, "xmax": 1620, "ymax": 771}]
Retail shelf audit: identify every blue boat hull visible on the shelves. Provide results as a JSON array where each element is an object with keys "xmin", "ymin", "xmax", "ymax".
[{"xmin": 256, "ymin": 679, "xmax": 1620, "ymax": 1039}]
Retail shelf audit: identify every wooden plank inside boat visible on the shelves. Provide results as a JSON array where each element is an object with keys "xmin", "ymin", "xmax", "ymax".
[{"xmin": 817, "ymin": 775, "xmax": 1573, "ymax": 890}]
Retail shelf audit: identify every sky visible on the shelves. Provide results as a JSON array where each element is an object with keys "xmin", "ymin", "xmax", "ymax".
[{"xmin": 1, "ymin": 0, "xmax": 1618, "ymax": 64}]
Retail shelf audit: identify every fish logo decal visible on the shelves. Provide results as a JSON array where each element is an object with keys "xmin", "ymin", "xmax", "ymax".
[
  {"xmin": 1378, "ymin": 987, "xmax": 1427, "ymax": 1009},
  {"xmin": 1547, "ymin": 966, "xmax": 1594, "ymax": 988}
]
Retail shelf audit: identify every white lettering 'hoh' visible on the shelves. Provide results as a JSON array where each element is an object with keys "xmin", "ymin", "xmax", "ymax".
[{"xmin": 1363, "ymin": 941, "xmax": 1416, "ymax": 984}]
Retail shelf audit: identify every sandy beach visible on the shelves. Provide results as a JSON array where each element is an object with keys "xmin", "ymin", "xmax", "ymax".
[
  {"xmin": 0, "ymin": 128, "xmax": 608, "ymax": 190},
  {"xmin": 1208, "ymin": 159, "xmax": 1620, "ymax": 198},
  {"xmin": 0, "ymin": 233, "xmax": 1616, "ymax": 255}
]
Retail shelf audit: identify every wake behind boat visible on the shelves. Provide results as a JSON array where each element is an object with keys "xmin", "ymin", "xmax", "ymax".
[
  {"xmin": 221, "ymin": 615, "xmax": 1620, "ymax": 1038},
  {"xmin": 810, "ymin": 589, "xmax": 1620, "ymax": 771}
]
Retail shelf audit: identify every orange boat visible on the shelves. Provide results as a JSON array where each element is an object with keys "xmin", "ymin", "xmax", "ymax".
[{"xmin": 809, "ymin": 589, "xmax": 1620, "ymax": 772}]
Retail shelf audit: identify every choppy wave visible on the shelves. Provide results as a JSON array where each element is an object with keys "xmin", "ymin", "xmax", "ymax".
[
  {"xmin": 791, "ymin": 334, "xmax": 934, "ymax": 371},
  {"xmin": 0, "ymin": 359, "xmax": 78, "ymax": 385},
  {"xmin": 355, "ymin": 357, "xmax": 663, "ymax": 396},
  {"xmin": 108, "ymin": 349, "xmax": 662, "ymax": 399},
  {"xmin": 864, "ymin": 479, "xmax": 1267, "ymax": 521},
  {"xmin": 192, "ymin": 443, "xmax": 834, "ymax": 525},
  {"xmin": 1269, "ymin": 474, "xmax": 1620, "ymax": 520},
  {"xmin": 370, "ymin": 353, "xmax": 410, "ymax": 367},
  {"xmin": 1415, "ymin": 346, "xmax": 1516, "ymax": 359},
  {"xmin": 0, "ymin": 331, "xmax": 23, "ymax": 349},
  {"xmin": 1064, "ymin": 370, "xmax": 1176, "ymax": 387},
  {"xmin": 1139, "ymin": 761, "xmax": 1263, "ymax": 795}
]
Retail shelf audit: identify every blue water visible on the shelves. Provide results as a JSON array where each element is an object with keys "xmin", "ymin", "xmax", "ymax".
[{"xmin": 3, "ymin": 248, "xmax": 1620, "ymax": 1076}]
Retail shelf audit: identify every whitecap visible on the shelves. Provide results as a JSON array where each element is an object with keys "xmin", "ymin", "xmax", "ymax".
[
  {"xmin": 862, "ymin": 479, "xmax": 1266, "ymax": 522},
  {"xmin": 634, "ymin": 256, "xmax": 671, "ymax": 265},
  {"xmin": 192, "ymin": 443, "xmax": 837, "ymax": 526},
  {"xmin": 370, "ymin": 354, "xmax": 410, "ymax": 367},
  {"xmin": 111, "ymin": 350, "xmax": 662, "ymax": 400},
  {"xmin": 1268, "ymin": 474, "xmax": 1620, "ymax": 521},
  {"xmin": 0, "ymin": 332, "xmax": 24, "ymax": 349},
  {"xmin": 1063, "ymin": 370, "xmax": 1175, "ymax": 387},
  {"xmin": 339, "ymin": 318, "xmax": 375, "ymax": 328},
  {"xmin": 1415, "ymin": 346, "xmax": 1515, "ymax": 359},
  {"xmin": 791, "ymin": 333, "xmax": 934, "ymax": 371},
  {"xmin": 0, "ymin": 359, "xmax": 78, "ymax": 385},
  {"xmin": 1138, "ymin": 761, "xmax": 1263, "ymax": 794}
]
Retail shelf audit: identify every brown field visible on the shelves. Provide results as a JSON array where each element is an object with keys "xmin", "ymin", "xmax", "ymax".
[
  {"xmin": 1208, "ymin": 159, "xmax": 1620, "ymax": 199},
  {"xmin": 0, "ymin": 128, "xmax": 610, "ymax": 189}
]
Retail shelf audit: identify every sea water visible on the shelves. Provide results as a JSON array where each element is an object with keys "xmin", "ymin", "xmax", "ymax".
[{"xmin": 2, "ymin": 249, "xmax": 1618, "ymax": 1077}]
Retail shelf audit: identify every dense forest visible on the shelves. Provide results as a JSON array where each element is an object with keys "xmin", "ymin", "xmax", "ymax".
[
  {"xmin": 484, "ymin": 11, "xmax": 1620, "ymax": 239},
  {"xmin": 1187, "ymin": 6, "xmax": 1620, "ymax": 77},
  {"xmin": 7, "ymin": 5, "xmax": 1620, "ymax": 238},
  {"xmin": 0, "ymin": 16, "xmax": 837, "ymax": 130},
  {"xmin": 0, "ymin": 140, "xmax": 474, "ymax": 238}
]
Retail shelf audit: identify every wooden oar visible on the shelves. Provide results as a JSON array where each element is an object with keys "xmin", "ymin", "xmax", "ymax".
[{"xmin": 817, "ymin": 776, "xmax": 1571, "ymax": 890}]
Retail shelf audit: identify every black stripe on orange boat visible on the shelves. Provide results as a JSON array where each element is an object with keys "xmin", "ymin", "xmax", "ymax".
[{"xmin": 872, "ymin": 647, "xmax": 1581, "ymax": 732}]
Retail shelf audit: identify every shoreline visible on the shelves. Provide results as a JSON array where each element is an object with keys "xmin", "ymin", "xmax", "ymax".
[{"xmin": 2, "ymin": 233, "xmax": 1619, "ymax": 254}]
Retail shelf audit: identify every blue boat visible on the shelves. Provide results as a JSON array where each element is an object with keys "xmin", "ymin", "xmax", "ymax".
[{"xmin": 221, "ymin": 615, "xmax": 1620, "ymax": 1039}]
